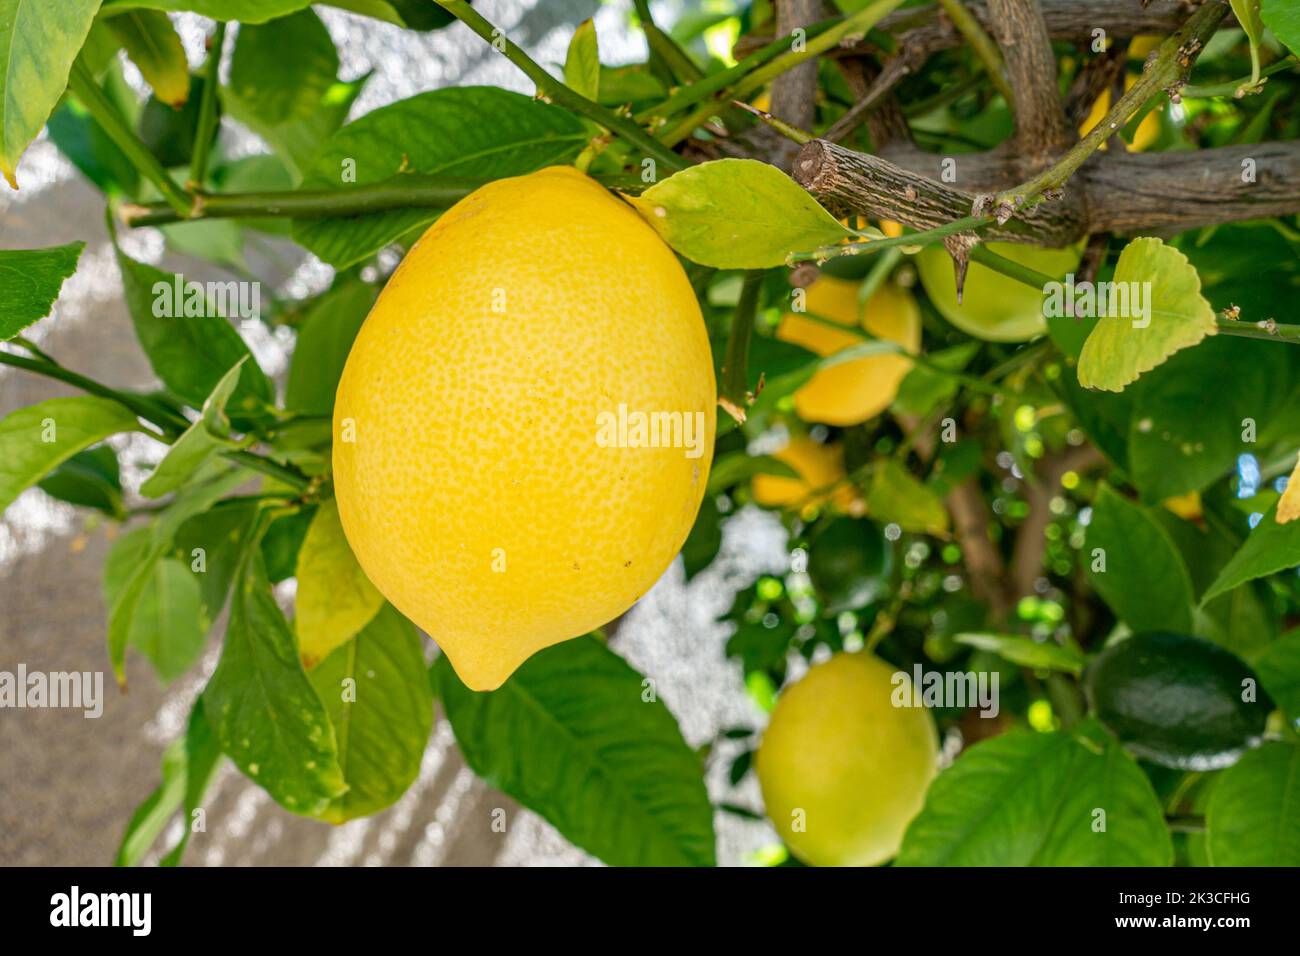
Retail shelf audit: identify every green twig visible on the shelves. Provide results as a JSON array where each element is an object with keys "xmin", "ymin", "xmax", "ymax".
[
  {"xmin": 187, "ymin": 21, "xmax": 227, "ymax": 189},
  {"xmin": 969, "ymin": 244, "xmax": 1057, "ymax": 290},
  {"xmin": 67, "ymin": 59, "xmax": 192, "ymax": 217},
  {"xmin": 1215, "ymin": 317, "xmax": 1300, "ymax": 343},
  {"xmin": 719, "ymin": 270, "xmax": 764, "ymax": 423},
  {"xmin": 433, "ymin": 1, "xmax": 685, "ymax": 171},
  {"xmin": 787, "ymin": 215, "xmax": 989, "ymax": 264},
  {"xmin": 936, "ymin": 0, "xmax": 1015, "ymax": 104},
  {"xmin": 731, "ymin": 100, "xmax": 813, "ymax": 144},
  {"xmin": 223, "ymin": 449, "xmax": 311, "ymax": 492},
  {"xmin": 1182, "ymin": 56, "xmax": 1298, "ymax": 98}
]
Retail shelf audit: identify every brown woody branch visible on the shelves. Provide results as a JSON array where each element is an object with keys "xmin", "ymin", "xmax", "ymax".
[
  {"xmin": 986, "ymin": 0, "xmax": 1072, "ymax": 160},
  {"xmin": 794, "ymin": 137, "xmax": 1300, "ymax": 244}
]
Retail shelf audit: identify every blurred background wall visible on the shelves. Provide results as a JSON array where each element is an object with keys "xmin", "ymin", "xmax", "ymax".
[{"xmin": 0, "ymin": 0, "xmax": 790, "ymax": 866}]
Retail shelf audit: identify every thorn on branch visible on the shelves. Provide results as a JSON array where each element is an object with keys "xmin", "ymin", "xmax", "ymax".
[{"xmin": 943, "ymin": 233, "xmax": 980, "ymax": 304}]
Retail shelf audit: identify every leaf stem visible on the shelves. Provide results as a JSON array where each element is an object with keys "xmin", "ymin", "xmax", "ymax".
[
  {"xmin": 1215, "ymin": 317, "xmax": 1300, "ymax": 343},
  {"xmin": 719, "ymin": 270, "xmax": 764, "ymax": 423},
  {"xmin": 187, "ymin": 21, "xmax": 227, "ymax": 190},
  {"xmin": 935, "ymin": 0, "xmax": 1015, "ymax": 105},
  {"xmin": 787, "ymin": 215, "xmax": 988, "ymax": 264},
  {"xmin": 67, "ymin": 59, "xmax": 192, "ymax": 217},
  {"xmin": 969, "ymin": 245, "xmax": 1056, "ymax": 290},
  {"xmin": 223, "ymin": 449, "xmax": 311, "ymax": 491},
  {"xmin": 1182, "ymin": 56, "xmax": 1298, "ymax": 98},
  {"xmin": 632, "ymin": 0, "xmax": 703, "ymax": 85},
  {"xmin": 432, "ymin": 1, "xmax": 686, "ymax": 171}
]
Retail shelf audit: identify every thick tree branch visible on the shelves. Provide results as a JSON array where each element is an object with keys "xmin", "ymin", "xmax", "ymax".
[
  {"xmin": 768, "ymin": 0, "xmax": 824, "ymax": 168},
  {"xmin": 986, "ymin": 0, "xmax": 1072, "ymax": 159}
]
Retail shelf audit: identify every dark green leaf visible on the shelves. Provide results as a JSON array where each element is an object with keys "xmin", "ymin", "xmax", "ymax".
[
  {"xmin": 203, "ymin": 550, "xmax": 346, "ymax": 815},
  {"xmin": 436, "ymin": 636, "xmax": 716, "ymax": 866},
  {"xmin": 0, "ymin": 242, "xmax": 85, "ymax": 341},
  {"xmin": 1253, "ymin": 628, "xmax": 1300, "ymax": 726},
  {"xmin": 291, "ymin": 87, "xmax": 589, "ymax": 267},
  {"xmin": 897, "ymin": 723, "xmax": 1173, "ymax": 866},
  {"xmin": 681, "ymin": 493, "xmax": 722, "ymax": 579},
  {"xmin": 1206, "ymin": 742, "xmax": 1300, "ymax": 865},
  {"xmin": 1204, "ymin": 501, "xmax": 1300, "ymax": 603},
  {"xmin": 37, "ymin": 444, "xmax": 123, "ymax": 518},
  {"xmin": 1085, "ymin": 485, "xmax": 1195, "ymax": 633},
  {"xmin": 285, "ymin": 275, "xmax": 377, "ymax": 416}
]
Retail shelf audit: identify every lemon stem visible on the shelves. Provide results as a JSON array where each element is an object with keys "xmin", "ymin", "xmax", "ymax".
[
  {"xmin": 187, "ymin": 21, "xmax": 227, "ymax": 190},
  {"xmin": 719, "ymin": 270, "xmax": 764, "ymax": 423}
]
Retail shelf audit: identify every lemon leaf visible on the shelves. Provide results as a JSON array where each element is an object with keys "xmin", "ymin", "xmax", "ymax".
[
  {"xmin": 308, "ymin": 604, "xmax": 433, "ymax": 823},
  {"xmin": 1206, "ymin": 742, "xmax": 1300, "ymax": 865},
  {"xmin": 229, "ymin": 8, "xmax": 338, "ymax": 126},
  {"xmin": 1261, "ymin": 0, "xmax": 1300, "ymax": 58},
  {"xmin": 436, "ymin": 636, "xmax": 717, "ymax": 866},
  {"xmin": 295, "ymin": 497, "xmax": 385, "ymax": 669},
  {"xmin": 563, "ymin": 18, "xmax": 600, "ymax": 100},
  {"xmin": 0, "ymin": 0, "xmax": 100, "ymax": 186},
  {"xmin": 1076, "ymin": 237, "xmax": 1217, "ymax": 392},
  {"xmin": 865, "ymin": 458, "xmax": 949, "ymax": 535},
  {"xmin": 954, "ymin": 632, "xmax": 1084, "ymax": 674},
  {"xmin": 139, "ymin": 358, "xmax": 249, "ymax": 499},
  {"xmin": 204, "ymin": 550, "xmax": 347, "ymax": 815},
  {"xmin": 0, "ymin": 242, "xmax": 85, "ymax": 341},
  {"xmin": 110, "ymin": 1, "xmax": 311, "ymax": 22},
  {"xmin": 1203, "ymin": 500, "xmax": 1300, "ymax": 603},
  {"xmin": 626, "ymin": 159, "xmax": 851, "ymax": 268},
  {"xmin": 897, "ymin": 723, "xmax": 1172, "ymax": 865},
  {"xmin": 105, "ymin": 10, "xmax": 191, "ymax": 108}
]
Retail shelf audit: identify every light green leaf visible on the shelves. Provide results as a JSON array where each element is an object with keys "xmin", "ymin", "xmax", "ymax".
[
  {"xmin": 291, "ymin": 87, "xmax": 588, "ymax": 267},
  {"xmin": 102, "ymin": 0, "xmax": 309, "ymax": 22},
  {"xmin": 159, "ymin": 698, "xmax": 222, "ymax": 866},
  {"xmin": 114, "ymin": 245, "xmax": 273, "ymax": 415},
  {"xmin": 139, "ymin": 358, "xmax": 249, "ymax": 498},
  {"xmin": 1203, "ymin": 501, "xmax": 1300, "ymax": 603},
  {"xmin": 0, "ymin": 396, "xmax": 139, "ymax": 515},
  {"xmin": 284, "ymin": 275, "xmax": 377, "ymax": 416},
  {"xmin": 107, "ymin": 464, "xmax": 249, "ymax": 684},
  {"xmin": 953, "ymin": 632, "xmax": 1084, "ymax": 674},
  {"xmin": 1260, "ymin": 0, "xmax": 1299, "ymax": 58},
  {"xmin": 626, "ymin": 159, "xmax": 851, "ymax": 268},
  {"xmin": 1254, "ymin": 628, "xmax": 1300, "ymax": 726},
  {"xmin": 105, "ymin": 9, "xmax": 189, "ymax": 107},
  {"xmin": 0, "ymin": 242, "xmax": 85, "ymax": 341},
  {"xmin": 705, "ymin": 451, "xmax": 798, "ymax": 494},
  {"xmin": 170, "ymin": 498, "xmax": 261, "ymax": 633},
  {"xmin": 0, "ymin": 0, "xmax": 100, "ymax": 186},
  {"xmin": 1085, "ymin": 484, "xmax": 1195, "ymax": 633},
  {"xmin": 309, "ymin": 604, "xmax": 433, "ymax": 823},
  {"xmin": 131, "ymin": 558, "xmax": 206, "ymax": 681},
  {"xmin": 1206, "ymin": 742, "xmax": 1300, "ymax": 865},
  {"xmin": 564, "ymin": 18, "xmax": 600, "ymax": 100},
  {"xmin": 204, "ymin": 549, "xmax": 346, "ymax": 815},
  {"xmin": 114, "ymin": 736, "xmax": 187, "ymax": 867},
  {"xmin": 866, "ymin": 458, "xmax": 949, "ymax": 535},
  {"xmin": 436, "ymin": 636, "xmax": 716, "ymax": 866},
  {"xmin": 897, "ymin": 723, "xmax": 1173, "ymax": 866},
  {"xmin": 295, "ymin": 497, "xmax": 384, "ymax": 669},
  {"xmin": 229, "ymin": 8, "xmax": 337, "ymax": 126},
  {"xmin": 1077, "ymin": 237, "xmax": 1217, "ymax": 392}
]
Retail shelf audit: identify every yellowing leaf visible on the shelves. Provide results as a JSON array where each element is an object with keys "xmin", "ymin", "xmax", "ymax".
[
  {"xmin": 865, "ymin": 458, "xmax": 949, "ymax": 535},
  {"xmin": 1278, "ymin": 457, "xmax": 1300, "ymax": 524},
  {"xmin": 1077, "ymin": 237, "xmax": 1216, "ymax": 392},
  {"xmin": 625, "ymin": 159, "xmax": 851, "ymax": 268},
  {"xmin": 295, "ymin": 497, "xmax": 384, "ymax": 668},
  {"xmin": 106, "ymin": 10, "xmax": 191, "ymax": 108},
  {"xmin": 563, "ymin": 18, "xmax": 599, "ymax": 100}
]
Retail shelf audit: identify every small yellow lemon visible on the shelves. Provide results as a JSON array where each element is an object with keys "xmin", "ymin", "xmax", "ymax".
[
  {"xmin": 756, "ymin": 653, "xmax": 938, "ymax": 867},
  {"xmin": 916, "ymin": 241, "xmax": 1082, "ymax": 342},
  {"xmin": 776, "ymin": 277, "xmax": 921, "ymax": 426},
  {"xmin": 333, "ymin": 166, "xmax": 716, "ymax": 691},
  {"xmin": 751, "ymin": 435, "xmax": 857, "ymax": 511},
  {"xmin": 1080, "ymin": 75, "xmax": 1160, "ymax": 151}
]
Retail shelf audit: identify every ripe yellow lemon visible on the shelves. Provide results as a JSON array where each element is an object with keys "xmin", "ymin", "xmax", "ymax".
[
  {"xmin": 751, "ymin": 435, "xmax": 858, "ymax": 512},
  {"xmin": 333, "ymin": 166, "xmax": 716, "ymax": 691},
  {"xmin": 756, "ymin": 652, "xmax": 938, "ymax": 867},
  {"xmin": 916, "ymin": 241, "xmax": 1082, "ymax": 342},
  {"xmin": 776, "ymin": 277, "xmax": 921, "ymax": 426}
]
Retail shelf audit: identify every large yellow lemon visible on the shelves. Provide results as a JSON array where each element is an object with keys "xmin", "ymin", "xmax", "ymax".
[
  {"xmin": 776, "ymin": 277, "xmax": 921, "ymax": 426},
  {"xmin": 756, "ymin": 652, "xmax": 938, "ymax": 867},
  {"xmin": 916, "ymin": 241, "xmax": 1082, "ymax": 342},
  {"xmin": 333, "ymin": 166, "xmax": 716, "ymax": 691},
  {"xmin": 751, "ymin": 435, "xmax": 858, "ymax": 512}
]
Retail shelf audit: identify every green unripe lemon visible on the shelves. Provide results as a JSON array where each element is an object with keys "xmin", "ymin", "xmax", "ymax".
[
  {"xmin": 916, "ymin": 241, "xmax": 1082, "ymax": 342},
  {"xmin": 1085, "ymin": 631, "xmax": 1270, "ymax": 770},
  {"xmin": 756, "ymin": 652, "xmax": 938, "ymax": 866}
]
